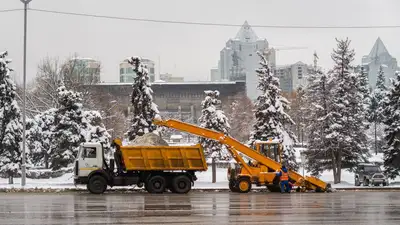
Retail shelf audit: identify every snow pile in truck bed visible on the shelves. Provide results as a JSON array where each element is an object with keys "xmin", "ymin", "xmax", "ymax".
[{"xmin": 127, "ymin": 133, "xmax": 169, "ymax": 146}]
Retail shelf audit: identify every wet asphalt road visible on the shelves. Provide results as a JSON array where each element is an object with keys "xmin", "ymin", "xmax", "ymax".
[{"xmin": 0, "ymin": 191, "xmax": 399, "ymax": 225}]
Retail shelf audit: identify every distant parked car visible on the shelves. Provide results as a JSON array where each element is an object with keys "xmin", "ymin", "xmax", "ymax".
[
  {"xmin": 371, "ymin": 173, "xmax": 389, "ymax": 186},
  {"xmin": 355, "ymin": 163, "xmax": 389, "ymax": 186}
]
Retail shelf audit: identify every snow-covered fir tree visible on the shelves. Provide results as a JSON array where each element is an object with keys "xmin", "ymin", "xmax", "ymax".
[
  {"xmin": 126, "ymin": 57, "xmax": 159, "ymax": 141},
  {"xmin": 81, "ymin": 110, "xmax": 111, "ymax": 152},
  {"xmin": 51, "ymin": 83, "xmax": 85, "ymax": 170},
  {"xmin": 198, "ymin": 90, "xmax": 231, "ymax": 160},
  {"xmin": 0, "ymin": 51, "xmax": 23, "ymax": 181},
  {"xmin": 303, "ymin": 54, "xmax": 332, "ymax": 176},
  {"xmin": 26, "ymin": 108, "xmax": 57, "ymax": 168},
  {"xmin": 382, "ymin": 72, "xmax": 400, "ymax": 178},
  {"xmin": 249, "ymin": 52, "xmax": 298, "ymax": 170},
  {"xmin": 325, "ymin": 38, "xmax": 369, "ymax": 183},
  {"xmin": 358, "ymin": 66, "xmax": 371, "ymax": 117},
  {"xmin": 368, "ymin": 65, "xmax": 387, "ymax": 154}
]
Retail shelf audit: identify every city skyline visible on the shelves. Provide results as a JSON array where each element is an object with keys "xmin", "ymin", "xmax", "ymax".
[{"xmin": 1, "ymin": 0, "xmax": 399, "ymax": 84}]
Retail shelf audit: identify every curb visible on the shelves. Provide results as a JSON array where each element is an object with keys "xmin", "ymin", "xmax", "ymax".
[{"xmin": 1, "ymin": 187, "xmax": 400, "ymax": 193}]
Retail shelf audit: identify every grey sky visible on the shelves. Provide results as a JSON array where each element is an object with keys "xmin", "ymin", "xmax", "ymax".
[{"xmin": 1, "ymin": 0, "xmax": 399, "ymax": 84}]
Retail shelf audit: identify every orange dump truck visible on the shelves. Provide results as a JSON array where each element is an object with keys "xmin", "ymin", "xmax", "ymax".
[{"xmin": 74, "ymin": 138, "xmax": 207, "ymax": 194}]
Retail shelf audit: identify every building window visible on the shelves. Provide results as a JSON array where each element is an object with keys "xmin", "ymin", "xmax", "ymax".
[
  {"xmin": 127, "ymin": 67, "xmax": 133, "ymax": 74},
  {"xmin": 120, "ymin": 68, "xmax": 124, "ymax": 75},
  {"xmin": 150, "ymin": 68, "xmax": 155, "ymax": 74}
]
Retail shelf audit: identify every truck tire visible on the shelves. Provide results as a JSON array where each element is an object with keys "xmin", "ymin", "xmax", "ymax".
[
  {"xmin": 146, "ymin": 175, "xmax": 166, "ymax": 194},
  {"xmin": 87, "ymin": 175, "xmax": 107, "ymax": 194},
  {"xmin": 229, "ymin": 180, "xmax": 239, "ymax": 192},
  {"xmin": 171, "ymin": 175, "xmax": 191, "ymax": 194},
  {"xmin": 237, "ymin": 177, "xmax": 251, "ymax": 193}
]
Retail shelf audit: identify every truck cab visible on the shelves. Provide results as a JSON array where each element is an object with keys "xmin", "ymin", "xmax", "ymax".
[{"xmin": 74, "ymin": 142, "xmax": 107, "ymax": 185}]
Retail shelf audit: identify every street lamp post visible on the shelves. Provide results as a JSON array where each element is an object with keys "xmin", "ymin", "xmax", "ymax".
[{"xmin": 20, "ymin": 0, "xmax": 32, "ymax": 187}]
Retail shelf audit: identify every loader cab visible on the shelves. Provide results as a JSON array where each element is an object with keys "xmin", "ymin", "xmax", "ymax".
[
  {"xmin": 255, "ymin": 139, "xmax": 283, "ymax": 163},
  {"xmin": 74, "ymin": 142, "xmax": 104, "ymax": 178}
]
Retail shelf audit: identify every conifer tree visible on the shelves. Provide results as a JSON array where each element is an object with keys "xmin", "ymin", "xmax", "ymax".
[
  {"xmin": 198, "ymin": 90, "xmax": 230, "ymax": 160},
  {"xmin": 303, "ymin": 53, "xmax": 332, "ymax": 176},
  {"xmin": 382, "ymin": 72, "xmax": 400, "ymax": 178},
  {"xmin": 126, "ymin": 57, "xmax": 159, "ymax": 140},
  {"xmin": 368, "ymin": 65, "xmax": 387, "ymax": 154},
  {"xmin": 249, "ymin": 52, "xmax": 298, "ymax": 170},
  {"xmin": 325, "ymin": 38, "xmax": 369, "ymax": 183},
  {"xmin": 0, "ymin": 51, "xmax": 23, "ymax": 182}
]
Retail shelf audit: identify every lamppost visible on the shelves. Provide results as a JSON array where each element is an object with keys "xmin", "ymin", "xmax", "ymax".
[{"xmin": 20, "ymin": 0, "xmax": 32, "ymax": 187}]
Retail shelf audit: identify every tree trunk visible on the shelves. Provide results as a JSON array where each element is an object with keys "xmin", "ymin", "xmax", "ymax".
[
  {"xmin": 8, "ymin": 171, "xmax": 14, "ymax": 184},
  {"xmin": 45, "ymin": 154, "xmax": 49, "ymax": 169},
  {"xmin": 337, "ymin": 160, "xmax": 342, "ymax": 183},
  {"xmin": 336, "ymin": 150, "xmax": 342, "ymax": 184},
  {"xmin": 212, "ymin": 157, "xmax": 216, "ymax": 183},
  {"xmin": 374, "ymin": 122, "xmax": 377, "ymax": 155},
  {"xmin": 331, "ymin": 150, "xmax": 339, "ymax": 184}
]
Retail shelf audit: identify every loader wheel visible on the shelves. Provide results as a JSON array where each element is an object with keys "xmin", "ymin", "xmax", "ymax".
[
  {"xmin": 171, "ymin": 175, "xmax": 191, "ymax": 194},
  {"xmin": 237, "ymin": 177, "xmax": 251, "ymax": 193},
  {"xmin": 87, "ymin": 175, "xmax": 107, "ymax": 194},
  {"xmin": 146, "ymin": 175, "xmax": 166, "ymax": 194},
  {"xmin": 229, "ymin": 180, "xmax": 239, "ymax": 192}
]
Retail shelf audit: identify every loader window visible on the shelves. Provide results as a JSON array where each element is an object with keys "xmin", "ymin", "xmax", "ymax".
[
  {"xmin": 271, "ymin": 144, "xmax": 279, "ymax": 162},
  {"xmin": 83, "ymin": 147, "xmax": 97, "ymax": 159}
]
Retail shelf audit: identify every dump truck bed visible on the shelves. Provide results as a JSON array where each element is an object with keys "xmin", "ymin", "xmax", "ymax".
[{"xmin": 120, "ymin": 144, "xmax": 208, "ymax": 171}]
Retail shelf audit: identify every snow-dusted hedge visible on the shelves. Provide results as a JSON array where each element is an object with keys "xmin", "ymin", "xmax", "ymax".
[{"xmin": 0, "ymin": 167, "xmax": 73, "ymax": 179}]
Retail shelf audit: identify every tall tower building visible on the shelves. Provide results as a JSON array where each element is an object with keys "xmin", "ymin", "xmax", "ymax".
[
  {"xmin": 362, "ymin": 37, "xmax": 399, "ymax": 88},
  {"xmin": 217, "ymin": 21, "xmax": 276, "ymax": 100}
]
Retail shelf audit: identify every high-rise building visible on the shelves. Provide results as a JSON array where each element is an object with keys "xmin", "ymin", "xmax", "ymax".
[
  {"xmin": 215, "ymin": 21, "xmax": 276, "ymax": 100},
  {"xmin": 119, "ymin": 58, "xmax": 155, "ymax": 83},
  {"xmin": 210, "ymin": 67, "xmax": 219, "ymax": 81},
  {"xmin": 275, "ymin": 62, "xmax": 312, "ymax": 94},
  {"xmin": 362, "ymin": 37, "xmax": 399, "ymax": 88},
  {"xmin": 68, "ymin": 57, "xmax": 101, "ymax": 84}
]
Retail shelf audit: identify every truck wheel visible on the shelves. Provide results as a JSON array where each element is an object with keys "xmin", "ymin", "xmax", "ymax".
[
  {"xmin": 229, "ymin": 180, "xmax": 239, "ymax": 192},
  {"xmin": 171, "ymin": 175, "xmax": 191, "ymax": 194},
  {"xmin": 146, "ymin": 175, "xmax": 166, "ymax": 194},
  {"xmin": 87, "ymin": 175, "xmax": 107, "ymax": 194},
  {"xmin": 237, "ymin": 177, "xmax": 251, "ymax": 193}
]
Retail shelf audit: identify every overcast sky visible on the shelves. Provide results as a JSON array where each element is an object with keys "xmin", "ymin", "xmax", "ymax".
[{"xmin": 1, "ymin": 0, "xmax": 399, "ymax": 84}]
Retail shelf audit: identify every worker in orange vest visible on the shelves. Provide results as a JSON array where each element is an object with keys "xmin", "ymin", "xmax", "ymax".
[{"xmin": 276, "ymin": 165, "xmax": 290, "ymax": 193}]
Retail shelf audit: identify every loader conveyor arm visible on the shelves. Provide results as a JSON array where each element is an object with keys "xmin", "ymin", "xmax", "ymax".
[{"xmin": 154, "ymin": 118, "xmax": 329, "ymax": 191}]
